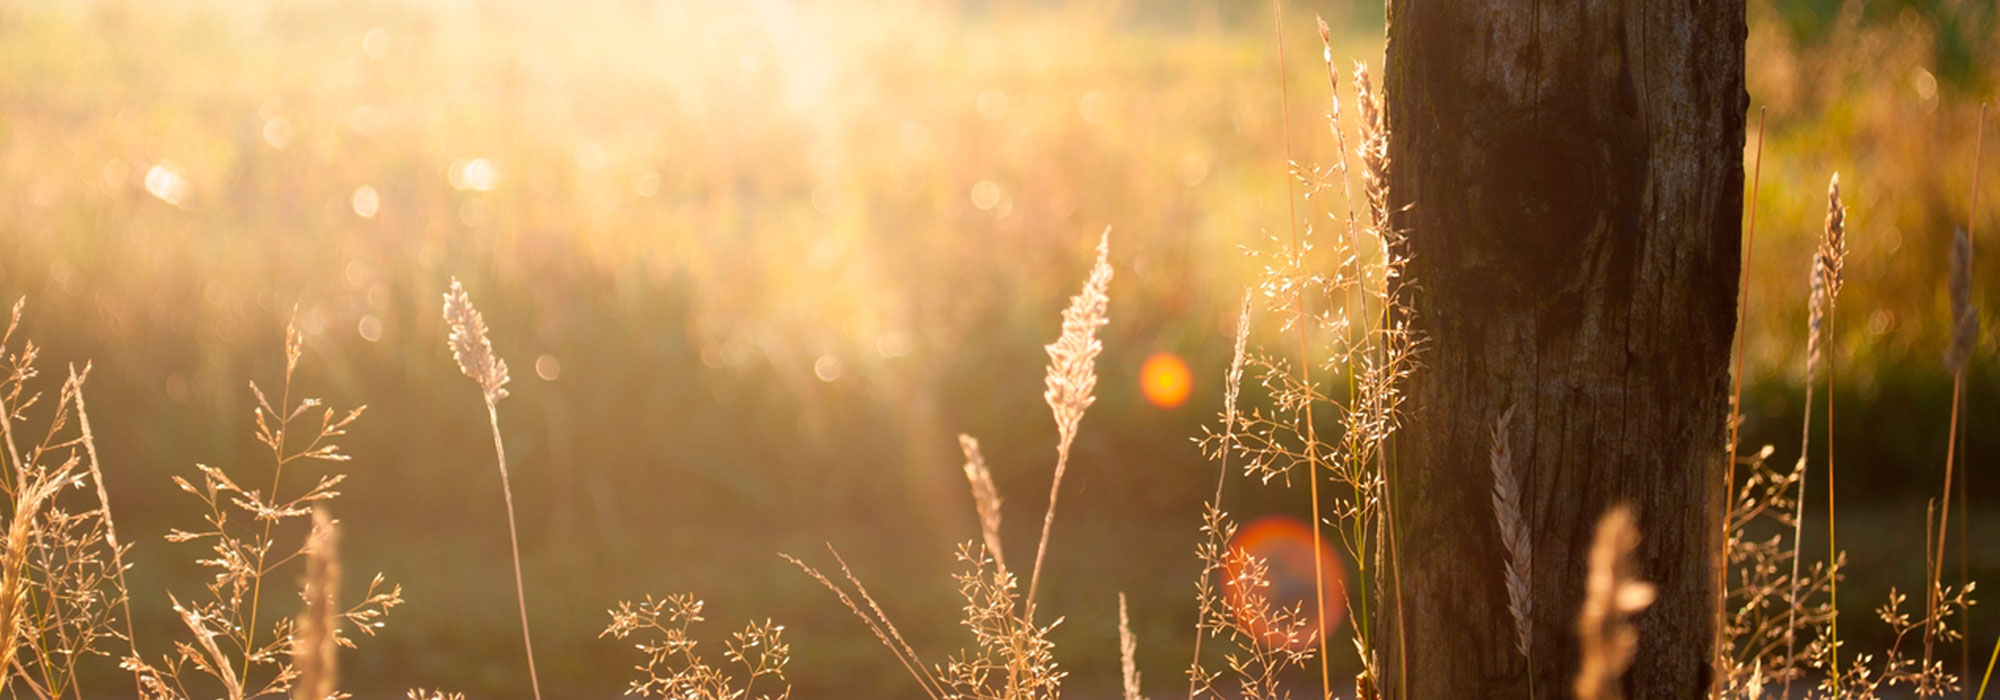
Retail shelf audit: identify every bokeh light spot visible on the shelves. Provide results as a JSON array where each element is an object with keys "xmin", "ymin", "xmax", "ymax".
[
  {"xmin": 143, "ymin": 162, "xmax": 188, "ymax": 208},
  {"xmin": 535, "ymin": 354, "xmax": 561, "ymax": 381},
  {"xmin": 1226, "ymin": 515, "xmax": 1346, "ymax": 652},
  {"xmin": 450, "ymin": 158, "xmax": 498, "ymax": 192},
  {"xmin": 814, "ymin": 355, "xmax": 844, "ymax": 382},
  {"xmin": 262, "ymin": 118, "xmax": 293, "ymax": 149},
  {"xmin": 970, "ymin": 180, "xmax": 1002, "ymax": 210},
  {"xmin": 356, "ymin": 314, "xmax": 383, "ymax": 343},
  {"xmin": 351, "ymin": 186, "xmax": 380, "ymax": 219},
  {"xmin": 1140, "ymin": 352, "xmax": 1192, "ymax": 408}
]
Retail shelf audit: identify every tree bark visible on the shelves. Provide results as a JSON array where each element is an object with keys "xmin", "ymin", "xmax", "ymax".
[{"xmin": 1379, "ymin": 2, "xmax": 1745, "ymax": 698}]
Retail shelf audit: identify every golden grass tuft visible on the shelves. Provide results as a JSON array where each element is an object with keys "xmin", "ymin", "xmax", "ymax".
[
  {"xmin": 291, "ymin": 507, "xmax": 339, "ymax": 700},
  {"xmin": 1027, "ymin": 231, "xmax": 1113, "ymax": 617},
  {"xmin": 1487, "ymin": 407, "xmax": 1532, "ymax": 672},
  {"xmin": 960, "ymin": 435, "xmax": 1006, "ymax": 575},
  {"xmin": 1574, "ymin": 506, "xmax": 1654, "ymax": 700},
  {"xmin": 443, "ymin": 278, "xmax": 512, "ymax": 405},
  {"xmin": 1118, "ymin": 593, "xmax": 1144, "ymax": 700}
]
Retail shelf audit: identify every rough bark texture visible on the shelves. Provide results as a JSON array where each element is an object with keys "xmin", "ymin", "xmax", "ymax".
[{"xmin": 1379, "ymin": 2, "xmax": 1745, "ymax": 698}]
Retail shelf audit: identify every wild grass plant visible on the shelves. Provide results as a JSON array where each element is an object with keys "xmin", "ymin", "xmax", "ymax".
[
  {"xmin": 125, "ymin": 321, "xmax": 402, "ymax": 700},
  {"xmin": 439, "ymin": 279, "xmax": 542, "ymax": 700}
]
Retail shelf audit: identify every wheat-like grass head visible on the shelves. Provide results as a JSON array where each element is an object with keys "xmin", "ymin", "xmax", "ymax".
[
  {"xmin": 1044, "ymin": 232, "xmax": 1112, "ymax": 448},
  {"xmin": 443, "ymin": 278, "xmax": 510, "ymax": 404}
]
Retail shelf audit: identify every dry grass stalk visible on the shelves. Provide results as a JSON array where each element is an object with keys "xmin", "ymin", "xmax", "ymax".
[
  {"xmin": 441, "ymin": 278, "xmax": 542, "ymax": 700},
  {"xmin": 1488, "ymin": 406, "xmax": 1533, "ymax": 682},
  {"xmin": 600, "ymin": 593, "xmax": 792, "ymax": 699},
  {"xmin": 1264, "ymin": 6, "xmax": 1332, "ymax": 697},
  {"xmin": 129, "ymin": 321, "xmax": 400, "ymax": 700},
  {"xmin": 1197, "ymin": 507, "xmax": 1317, "ymax": 700},
  {"xmin": 66, "ymin": 362, "xmax": 143, "ymax": 696},
  {"xmin": 1574, "ymin": 506, "xmax": 1654, "ymax": 700},
  {"xmin": 1716, "ymin": 107, "xmax": 1768, "ymax": 699},
  {"xmin": 1232, "ymin": 14, "xmax": 1421, "ymax": 693},
  {"xmin": 1784, "ymin": 172, "xmax": 1846, "ymax": 697},
  {"xmin": 0, "ymin": 302, "xmax": 144, "ymax": 698},
  {"xmin": 1026, "ymin": 231, "xmax": 1113, "ymax": 619},
  {"xmin": 291, "ymin": 508, "xmax": 339, "ymax": 700},
  {"xmin": 960, "ymin": 435, "xmax": 1006, "ymax": 574},
  {"xmin": 1187, "ymin": 294, "xmax": 1256, "ymax": 700},
  {"xmin": 1717, "ymin": 443, "xmax": 1849, "ymax": 695},
  {"xmin": 1118, "ymin": 592, "xmax": 1144, "ymax": 700},
  {"xmin": 793, "ymin": 268, "xmax": 1122, "ymax": 700},
  {"xmin": 0, "ymin": 462, "xmax": 69, "ymax": 687},
  {"xmin": 785, "ymin": 547, "xmax": 945, "ymax": 700},
  {"xmin": 789, "ymin": 541, "xmax": 1063, "ymax": 700}
]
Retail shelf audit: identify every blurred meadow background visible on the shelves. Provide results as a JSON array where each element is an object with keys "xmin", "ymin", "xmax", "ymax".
[{"xmin": 0, "ymin": 0, "xmax": 1995, "ymax": 696}]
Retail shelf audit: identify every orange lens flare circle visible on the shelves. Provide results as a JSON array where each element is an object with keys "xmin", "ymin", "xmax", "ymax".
[
  {"xmin": 1223, "ymin": 515, "xmax": 1347, "ymax": 652},
  {"xmin": 1139, "ymin": 352, "xmax": 1192, "ymax": 408}
]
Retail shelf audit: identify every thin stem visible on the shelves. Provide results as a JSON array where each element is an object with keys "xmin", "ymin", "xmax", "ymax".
[
  {"xmin": 1782, "ymin": 339, "xmax": 1817, "ymax": 699},
  {"xmin": 1928, "ymin": 372, "xmax": 1964, "ymax": 681},
  {"xmin": 1717, "ymin": 107, "xmax": 1765, "ymax": 698},
  {"xmin": 69, "ymin": 369, "xmax": 142, "ymax": 699},
  {"xmin": 1961, "ymin": 101, "xmax": 1987, "ymax": 687},
  {"xmin": 1979, "ymin": 630, "xmax": 2000, "ymax": 698},
  {"xmin": 1271, "ymin": 3, "xmax": 1333, "ymax": 697},
  {"xmin": 240, "ymin": 364, "xmax": 297, "ymax": 692},
  {"xmin": 1188, "ymin": 412, "xmax": 1235, "ymax": 700},
  {"xmin": 487, "ymin": 401, "xmax": 544, "ymax": 700},
  {"xmin": 10, "ymin": 655, "xmax": 52, "ymax": 700},
  {"xmin": 1826, "ymin": 306, "xmax": 1841, "ymax": 692},
  {"xmin": 1024, "ymin": 443, "xmax": 1071, "ymax": 622},
  {"xmin": 1935, "ymin": 101, "xmax": 1986, "ymax": 689}
]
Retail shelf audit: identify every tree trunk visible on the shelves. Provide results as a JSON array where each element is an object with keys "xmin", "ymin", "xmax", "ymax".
[{"xmin": 1378, "ymin": 2, "xmax": 1745, "ymax": 698}]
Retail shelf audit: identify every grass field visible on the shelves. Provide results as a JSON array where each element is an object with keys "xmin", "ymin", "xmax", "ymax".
[{"xmin": 0, "ymin": 0, "xmax": 1995, "ymax": 697}]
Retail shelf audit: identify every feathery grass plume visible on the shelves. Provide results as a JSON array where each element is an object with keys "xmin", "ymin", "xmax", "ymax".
[
  {"xmin": 1353, "ymin": 62, "xmax": 1390, "ymax": 240},
  {"xmin": 129, "ymin": 320, "xmax": 400, "ymax": 700},
  {"xmin": 0, "ymin": 458, "xmax": 70, "ymax": 686},
  {"xmin": 292, "ymin": 508, "xmax": 339, "ymax": 700},
  {"xmin": 1026, "ymin": 230, "xmax": 1112, "ymax": 618},
  {"xmin": 1785, "ymin": 172, "xmax": 1846, "ymax": 697},
  {"xmin": 1118, "ymin": 593, "xmax": 1144, "ymax": 700},
  {"xmin": 1488, "ymin": 407, "xmax": 1533, "ymax": 683},
  {"xmin": 1945, "ymin": 227, "xmax": 1978, "ymax": 375},
  {"xmin": 1313, "ymin": 15, "xmax": 1362, "ymax": 251},
  {"xmin": 444, "ymin": 278, "xmax": 511, "ymax": 404},
  {"xmin": 1349, "ymin": 63, "xmax": 1413, "ymax": 693},
  {"xmin": 1574, "ymin": 506, "xmax": 1654, "ymax": 700},
  {"xmin": 440, "ymin": 278, "xmax": 542, "ymax": 700},
  {"xmin": 960, "ymin": 435, "xmax": 1006, "ymax": 574},
  {"xmin": 1237, "ymin": 14, "xmax": 1422, "ymax": 692},
  {"xmin": 600, "ymin": 594, "xmax": 792, "ymax": 699}
]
